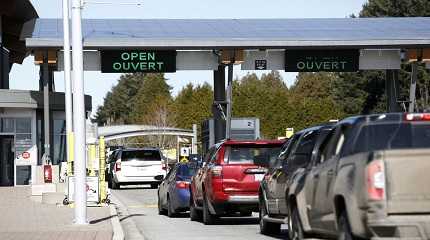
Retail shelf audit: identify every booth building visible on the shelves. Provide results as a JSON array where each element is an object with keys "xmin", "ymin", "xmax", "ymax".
[{"xmin": 0, "ymin": 0, "xmax": 91, "ymax": 187}]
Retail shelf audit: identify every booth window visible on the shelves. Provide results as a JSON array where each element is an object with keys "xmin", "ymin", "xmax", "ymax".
[
  {"xmin": 0, "ymin": 118, "xmax": 15, "ymax": 133},
  {"xmin": 53, "ymin": 120, "xmax": 66, "ymax": 165}
]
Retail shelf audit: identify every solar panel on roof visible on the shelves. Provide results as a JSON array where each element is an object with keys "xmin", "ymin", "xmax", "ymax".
[{"xmin": 21, "ymin": 18, "xmax": 430, "ymax": 49}]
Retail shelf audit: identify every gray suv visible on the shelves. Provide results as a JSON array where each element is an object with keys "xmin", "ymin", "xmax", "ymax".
[{"xmin": 258, "ymin": 124, "xmax": 333, "ymax": 235}]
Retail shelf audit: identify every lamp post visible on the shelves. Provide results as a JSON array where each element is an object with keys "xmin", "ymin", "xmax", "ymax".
[
  {"xmin": 71, "ymin": 0, "xmax": 87, "ymax": 225},
  {"xmin": 62, "ymin": 0, "xmax": 73, "ymax": 176}
]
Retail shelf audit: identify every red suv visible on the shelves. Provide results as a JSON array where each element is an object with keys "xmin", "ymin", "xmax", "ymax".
[{"xmin": 189, "ymin": 140, "xmax": 283, "ymax": 224}]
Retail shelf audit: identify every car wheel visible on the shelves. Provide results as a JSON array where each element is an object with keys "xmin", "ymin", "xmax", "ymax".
[
  {"xmin": 107, "ymin": 176, "xmax": 112, "ymax": 189},
  {"xmin": 259, "ymin": 199, "xmax": 280, "ymax": 235},
  {"xmin": 111, "ymin": 178, "xmax": 120, "ymax": 189},
  {"xmin": 202, "ymin": 195, "xmax": 216, "ymax": 225},
  {"xmin": 240, "ymin": 211, "xmax": 253, "ymax": 217},
  {"xmin": 189, "ymin": 194, "xmax": 201, "ymax": 221},
  {"xmin": 288, "ymin": 206, "xmax": 304, "ymax": 240},
  {"xmin": 157, "ymin": 193, "xmax": 167, "ymax": 215},
  {"xmin": 151, "ymin": 183, "xmax": 159, "ymax": 189},
  {"xmin": 338, "ymin": 211, "xmax": 359, "ymax": 240},
  {"xmin": 167, "ymin": 196, "xmax": 176, "ymax": 218}
]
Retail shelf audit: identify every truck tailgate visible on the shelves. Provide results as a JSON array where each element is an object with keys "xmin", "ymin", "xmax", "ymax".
[{"xmin": 385, "ymin": 149, "xmax": 430, "ymax": 214}]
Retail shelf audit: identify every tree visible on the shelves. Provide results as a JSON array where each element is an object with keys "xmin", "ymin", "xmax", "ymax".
[
  {"xmin": 289, "ymin": 73, "xmax": 345, "ymax": 131},
  {"xmin": 130, "ymin": 73, "xmax": 173, "ymax": 124},
  {"xmin": 233, "ymin": 71, "xmax": 292, "ymax": 138},
  {"xmin": 334, "ymin": 0, "xmax": 430, "ymax": 114},
  {"xmin": 92, "ymin": 73, "xmax": 145, "ymax": 125},
  {"xmin": 173, "ymin": 83, "xmax": 213, "ymax": 133}
]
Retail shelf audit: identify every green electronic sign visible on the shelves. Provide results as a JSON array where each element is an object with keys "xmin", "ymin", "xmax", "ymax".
[
  {"xmin": 285, "ymin": 49, "xmax": 359, "ymax": 72},
  {"xmin": 101, "ymin": 50, "xmax": 176, "ymax": 73}
]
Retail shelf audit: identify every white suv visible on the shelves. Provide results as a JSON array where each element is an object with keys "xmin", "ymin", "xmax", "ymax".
[{"xmin": 108, "ymin": 148, "xmax": 165, "ymax": 189}]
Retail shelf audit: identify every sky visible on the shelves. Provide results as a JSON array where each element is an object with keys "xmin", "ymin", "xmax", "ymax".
[{"xmin": 9, "ymin": 0, "xmax": 367, "ymax": 113}]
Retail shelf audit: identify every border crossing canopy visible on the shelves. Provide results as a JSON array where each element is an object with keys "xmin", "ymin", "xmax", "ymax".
[{"xmin": 22, "ymin": 18, "xmax": 430, "ymax": 50}]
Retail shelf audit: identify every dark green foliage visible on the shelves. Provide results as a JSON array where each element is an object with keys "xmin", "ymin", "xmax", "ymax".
[{"xmin": 332, "ymin": 0, "xmax": 430, "ymax": 115}]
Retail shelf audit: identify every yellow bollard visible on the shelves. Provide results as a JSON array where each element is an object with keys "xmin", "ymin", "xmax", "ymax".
[
  {"xmin": 88, "ymin": 144, "xmax": 97, "ymax": 177},
  {"xmin": 99, "ymin": 137, "xmax": 107, "ymax": 204}
]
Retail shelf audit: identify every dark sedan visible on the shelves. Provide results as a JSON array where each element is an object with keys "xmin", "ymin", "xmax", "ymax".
[{"xmin": 157, "ymin": 162, "xmax": 198, "ymax": 217}]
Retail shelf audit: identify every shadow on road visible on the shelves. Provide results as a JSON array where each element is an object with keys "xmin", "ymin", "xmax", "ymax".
[
  {"xmin": 210, "ymin": 216, "xmax": 260, "ymax": 225},
  {"xmin": 117, "ymin": 186, "xmax": 156, "ymax": 190},
  {"xmin": 120, "ymin": 213, "xmax": 146, "ymax": 222},
  {"xmin": 89, "ymin": 215, "xmax": 116, "ymax": 224}
]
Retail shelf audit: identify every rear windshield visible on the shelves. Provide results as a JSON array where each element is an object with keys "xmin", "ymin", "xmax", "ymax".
[
  {"xmin": 227, "ymin": 145, "xmax": 281, "ymax": 165},
  {"xmin": 177, "ymin": 164, "xmax": 198, "ymax": 178},
  {"xmin": 354, "ymin": 123, "xmax": 430, "ymax": 153},
  {"xmin": 121, "ymin": 150, "xmax": 161, "ymax": 161}
]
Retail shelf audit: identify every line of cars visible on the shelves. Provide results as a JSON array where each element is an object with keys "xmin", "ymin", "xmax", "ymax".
[
  {"xmin": 113, "ymin": 112, "xmax": 430, "ymax": 239},
  {"xmin": 259, "ymin": 112, "xmax": 430, "ymax": 240}
]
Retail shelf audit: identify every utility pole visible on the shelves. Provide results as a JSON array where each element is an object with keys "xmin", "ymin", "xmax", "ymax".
[
  {"xmin": 71, "ymin": 0, "xmax": 87, "ymax": 225},
  {"xmin": 62, "ymin": 0, "xmax": 74, "ymax": 175}
]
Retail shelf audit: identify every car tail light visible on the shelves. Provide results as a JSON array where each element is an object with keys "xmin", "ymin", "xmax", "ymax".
[
  {"xmin": 176, "ymin": 181, "xmax": 190, "ymax": 189},
  {"xmin": 367, "ymin": 160, "xmax": 385, "ymax": 201},
  {"xmin": 405, "ymin": 113, "xmax": 430, "ymax": 121},
  {"xmin": 115, "ymin": 162, "xmax": 121, "ymax": 172},
  {"xmin": 211, "ymin": 166, "xmax": 223, "ymax": 177}
]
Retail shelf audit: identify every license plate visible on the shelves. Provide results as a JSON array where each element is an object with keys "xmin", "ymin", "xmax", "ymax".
[{"xmin": 255, "ymin": 174, "xmax": 264, "ymax": 181}]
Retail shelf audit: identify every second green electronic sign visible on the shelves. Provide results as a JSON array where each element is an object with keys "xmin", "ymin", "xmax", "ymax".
[
  {"xmin": 101, "ymin": 50, "xmax": 177, "ymax": 73},
  {"xmin": 285, "ymin": 49, "xmax": 359, "ymax": 72}
]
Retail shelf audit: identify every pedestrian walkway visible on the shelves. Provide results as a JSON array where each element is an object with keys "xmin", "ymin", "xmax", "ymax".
[{"xmin": 0, "ymin": 187, "xmax": 113, "ymax": 240}]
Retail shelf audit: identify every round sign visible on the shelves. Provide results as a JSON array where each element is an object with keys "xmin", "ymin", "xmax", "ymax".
[{"xmin": 22, "ymin": 152, "xmax": 30, "ymax": 159}]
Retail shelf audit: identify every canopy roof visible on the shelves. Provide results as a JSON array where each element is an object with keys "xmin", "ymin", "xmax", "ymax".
[
  {"xmin": 1, "ymin": 0, "xmax": 38, "ymax": 64},
  {"xmin": 22, "ymin": 17, "xmax": 430, "ymax": 50}
]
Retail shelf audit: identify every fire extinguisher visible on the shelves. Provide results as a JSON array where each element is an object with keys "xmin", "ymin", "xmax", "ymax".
[{"xmin": 44, "ymin": 164, "xmax": 52, "ymax": 183}]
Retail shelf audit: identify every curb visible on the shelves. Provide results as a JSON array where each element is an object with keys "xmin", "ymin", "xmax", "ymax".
[
  {"xmin": 110, "ymin": 191, "xmax": 146, "ymax": 240},
  {"xmin": 110, "ymin": 203, "xmax": 125, "ymax": 240}
]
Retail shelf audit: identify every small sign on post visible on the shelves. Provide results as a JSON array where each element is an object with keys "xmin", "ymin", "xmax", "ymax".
[{"xmin": 255, "ymin": 60, "xmax": 267, "ymax": 70}]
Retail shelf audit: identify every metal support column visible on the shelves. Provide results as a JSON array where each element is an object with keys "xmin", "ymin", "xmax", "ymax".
[
  {"xmin": 42, "ymin": 52, "xmax": 51, "ymax": 164},
  {"xmin": 192, "ymin": 124, "xmax": 197, "ymax": 154},
  {"xmin": 386, "ymin": 70, "xmax": 400, "ymax": 113},
  {"xmin": 409, "ymin": 62, "xmax": 418, "ymax": 113},
  {"xmin": 71, "ymin": 0, "xmax": 87, "ymax": 225},
  {"xmin": 212, "ymin": 65, "xmax": 226, "ymax": 143},
  {"xmin": 62, "ymin": 0, "xmax": 74, "ymax": 176},
  {"xmin": 226, "ymin": 63, "xmax": 233, "ymax": 139}
]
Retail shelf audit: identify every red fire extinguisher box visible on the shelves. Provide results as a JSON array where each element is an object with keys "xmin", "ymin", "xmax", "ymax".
[{"xmin": 44, "ymin": 165, "xmax": 52, "ymax": 183}]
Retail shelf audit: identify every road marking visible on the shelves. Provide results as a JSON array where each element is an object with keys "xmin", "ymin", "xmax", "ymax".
[{"xmin": 127, "ymin": 204, "xmax": 157, "ymax": 208}]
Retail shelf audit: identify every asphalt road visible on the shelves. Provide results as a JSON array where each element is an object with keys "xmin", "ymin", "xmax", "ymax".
[{"xmin": 111, "ymin": 185, "xmax": 289, "ymax": 240}]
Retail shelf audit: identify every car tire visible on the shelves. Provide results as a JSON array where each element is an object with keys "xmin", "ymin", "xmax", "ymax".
[
  {"xmin": 189, "ymin": 195, "xmax": 201, "ymax": 221},
  {"xmin": 158, "ymin": 194, "xmax": 167, "ymax": 215},
  {"xmin": 288, "ymin": 206, "xmax": 304, "ymax": 240},
  {"xmin": 151, "ymin": 183, "xmax": 159, "ymax": 189},
  {"xmin": 107, "ymin": 177, "xmax": 112, "ymax": 189},
  {"xmin": 240, "ymin": 211, "xmax": 253, "ymax": 217},
  {"xmin": 202, "ymin": 195, "xmax": 216, "ymax": 225},
  {"xmin": 167, "ymin": 196, "xmax": 176, "ymax": 218},
  {"xmin": 111, "ymin": 178, "xmax": 120, "ymax": 189},
  {"xmin": 338, "ymin": 210, "xmax": 359, "ymax": 240},
  {"xmin": 259, "ymin": 199, "xmax": 281, "ymax": 235}
]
